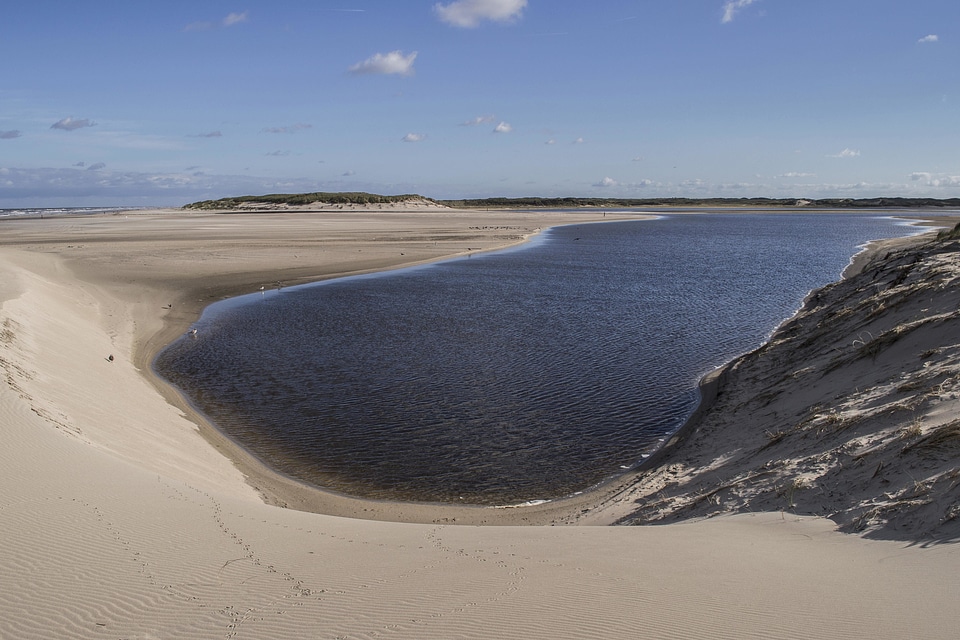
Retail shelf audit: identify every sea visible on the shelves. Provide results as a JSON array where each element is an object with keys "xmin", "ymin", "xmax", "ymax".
[
  {"xmin": 153, "ymin": 213, "xmax": 925, "ymax": 506},
  {"xmin": 0, "ymin": 207, "xmax": 144, "ymax": 218}
]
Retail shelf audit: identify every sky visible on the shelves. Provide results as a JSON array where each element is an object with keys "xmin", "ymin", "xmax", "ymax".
[{"xmin": 2, "ymin": 0, "xmax": 959, "ymax": 207}]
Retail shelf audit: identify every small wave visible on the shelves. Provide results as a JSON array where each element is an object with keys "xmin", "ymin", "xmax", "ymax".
[{"xmin": 490, "ymin": 499, "xmax": 551, "ymax": 509}]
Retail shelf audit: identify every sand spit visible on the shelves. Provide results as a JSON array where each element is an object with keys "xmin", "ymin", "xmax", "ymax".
[{"xmin": 1, "ymin": 208, "xmax": 959, "ymax": 639}]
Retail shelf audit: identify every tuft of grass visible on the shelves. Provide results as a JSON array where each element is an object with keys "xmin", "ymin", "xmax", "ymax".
[
  {"xmin": 900, "ymin": 418, "xmax": 924, "ymax": 440},
  {"xmin": 777, "ymin": 477, "xmax": 808, "ymax": 509},
  {"xmin": 853, "ymin": 322, "xmax": 922, "ymax": 362},
  {"xmin": 758, "ymin": 429, "xmax": 789, "ymax": 452},
  {"xmin": 936, "ymin": 220, "xmax": 960, "ymax": 241},
  {"xmin": 901, "ymin": 419, "xmax": 960, "ymax": 455}
]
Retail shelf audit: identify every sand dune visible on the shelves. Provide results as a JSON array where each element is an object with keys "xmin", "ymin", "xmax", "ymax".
[
  {"xmin": 1, "ymin": 208, "xmax": 958, "ymax": 639},
  {"xmin": 582, "ymin": 226, "xmax": 960, "ymax": 541}
]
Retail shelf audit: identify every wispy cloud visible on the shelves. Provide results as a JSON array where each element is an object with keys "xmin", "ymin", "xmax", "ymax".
[
  {"xmin": 777, "ymin": 172, "xmax": 816, "ymax": 178},
  {"xmin": 223, "ymin": 11, "xmax": 248, "ymax": 26},
  {"xmin": 0, "ymin": 166, "xmax": 348, "ymax": 206},
  {"xmin": 86, "ymin": 162, "xmax": 106, "ymax": 171},
  {"xmin": 435, "ymin": 0, "xmax": 527, "ymax": 28},
  {"xmin": 593, "ymin": 176, "xmax": 618, "ymax": 187},
  {"xmin": 402, "ymin": 133, "xmax": 426, "ymax": 142},
  {"xmin": 262, "ymin": 123, "xmax": 312, "ymax": 134},
  {"xmin": 192, "ymin": 131, "xmax": 222, "ymax": 138},
  {"xmin": 185, "ymin": 10, "xmax": 249, "ymax": 31},
  {"xmin": 0, "ymin": 130, "xmax": 21, "ymax": 139},
  {"xmin": 918, "ymin": 34, "xmax": 939, "ymax": 44},
  {"xmin": 461, "ymin": 114, "xmax": 496, "ymax": 126},
  {"xmin": 572, "ymin": 137, "xmax": 585, "ymax": 144},
  {"xmin": 828, "ymin": 148, "xmax": 861, "ymax": 158},
  {"xmin": 51, "ymin": 117, "xmax": 96, "ymax": 131},
  {"xmin": 721, "ymin": 0, "xmax": 760, "ymax": 24},
  {"xmin": 493, "ymin": 121, "xmax": 512, "ymax": 133},
  {"xmin": 910, "ymin": 171, "xmax": 960, "ymax": 187},
  {"xmin": 349, "ymin": 50, "xmax": 418, "ymax": 76},
  {"xmin": 265, "ymin": 150, "xmax": 291, "ymax": 157}
]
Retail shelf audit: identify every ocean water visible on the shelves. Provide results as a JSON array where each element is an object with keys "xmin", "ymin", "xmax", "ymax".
[
  {"xmin": 154, "ymin": 214, "xmax": 920, "ymax": 505},
  {"xmin": 0, "ymin": 207, "xmax": 142, "ymax": 218}
]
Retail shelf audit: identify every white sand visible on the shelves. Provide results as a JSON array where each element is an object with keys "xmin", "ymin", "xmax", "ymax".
[{"xmin": 1, "ymin": 208, "xmax": 958, "ymax": 639}]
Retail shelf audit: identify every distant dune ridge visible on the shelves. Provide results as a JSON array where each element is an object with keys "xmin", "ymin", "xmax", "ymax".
[
  {"xmin": 184, "ymin": 192, "xmax": 447, "ymax": 211},
  {"xmin": 183, "ymin": 192, "xmax": 960, "ymax": 211}
]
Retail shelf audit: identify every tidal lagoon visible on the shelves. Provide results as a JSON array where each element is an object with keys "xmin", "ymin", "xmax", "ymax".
[{"xmin": 155, "ymin": 213, "xmax": 919, "ymax": 505}]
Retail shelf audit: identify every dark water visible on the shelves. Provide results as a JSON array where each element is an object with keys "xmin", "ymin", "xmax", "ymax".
[{"xmin": 154, "ymin": 214, "xmax": 919, "ymax": 505}]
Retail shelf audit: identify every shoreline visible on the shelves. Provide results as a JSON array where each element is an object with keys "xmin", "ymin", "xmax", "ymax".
[
  {"xmin": 575, "ymin": 221, "xmax": 960, "ymax": 538},
  {"xmin": 140, "ymin": 211, "xmax": 663, "ymax": 524},
  {"xmin": 138, "ymin": 211, "xmax": 940, "ymax": 525},
  {"xmin": 564, "ymin": 226, "xmax": 937, "ymax": 526},
  {"xmin": 10, "ymin": 207, "xmax": 659, "ymax": 525}
]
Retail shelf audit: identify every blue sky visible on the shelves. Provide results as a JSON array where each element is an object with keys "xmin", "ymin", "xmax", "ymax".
[{"xmin": 2, "ymin": 0, "xmax": 958, "ymax": 206}]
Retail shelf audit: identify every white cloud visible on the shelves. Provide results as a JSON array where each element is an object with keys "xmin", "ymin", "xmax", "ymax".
[
  {"xmin": 545, "ymin": 139, "xmax": 556, "ymax": 145},
  {"xmin": 573, "ymin": 137, "xmax": 585, "ymax": 144},
  {"xmin": 51, "ymin": 117, "xmax": 96, "ymax": 131},
  {"xmin": 493, "ymin": 121, "xmax": 512, "ymax": 133},
  {"xmin": 461, "ymin": 114, "xmax": 496, "ymax": 126},
  {"xmin": 265, "ymin": 150, "xmax": 291, "ymax": 157},
  {"xmin": 910, "ymin": 171, "xmax": 960, "ymax": 187},
  {"xmin": 0, "ymin": 130, "xmax": 21, "ymax": 139},
  {"xmin": 435, "ymin": 0, "xmax": 527, "ymax": 28},
  {"xmin": 631, "ymin": 156, "xmax": 643, "ymax": 162},
  {"xmin": 0, "ymin": 166, "xmax": 361, "ymax": 206},
  {"xmin": 777, "ymin": 172, "xmax": 815, "ymax": 178},
  {"xmin": 593, "ymin": 176, "xmax": 618, "ymax": 187},
  {"xmin": 402, "ymin": 133, "xmax": 426, "ymax": 142},
  {"xmin": 918, "ymin": 34, "xmax": 939, "ymax": 44},
  {"xmin": 262, "ymin": 123, "xmax": 312, "ymax": 134},
  {"xmin": 721, "ymin": 0, "xmax": 760, "ymax": 24},
  {"xmin": 349, "ymin": 50, "xmax": 418, "ymax": 76},
  {"xmin": 828, "ymin": 148, "xmax": 861, "ymax": 158},
  {"xmin": 184, "ymin": 11, "xmax": 249, "ymax": 31},
  {"xmin": 223, "ymin": 11, "xmax": 248, "ymax": 27}
]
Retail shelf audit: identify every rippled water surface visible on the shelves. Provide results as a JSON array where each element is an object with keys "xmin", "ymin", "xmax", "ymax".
[{"xmin": 155, "ymin": 214, "xmax": 918, "ymax": 504}]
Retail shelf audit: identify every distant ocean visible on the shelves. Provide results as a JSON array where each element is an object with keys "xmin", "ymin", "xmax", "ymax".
[
  {"xmin": 155, "ymin": 213, "xmax": 923, "ymax": 506},
  {"xmin": 0, "ymin": 207, "xmax": 144, "ymax": 218}
]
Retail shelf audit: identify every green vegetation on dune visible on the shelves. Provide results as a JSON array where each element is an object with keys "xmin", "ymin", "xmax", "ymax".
[
  {"xmin": 182, "ymin": 193, "xmax": 960, "ymax": 211},
  {"xmin": 439, "ymin": 196, "xmax": 960, "ymax": 209},
  {"xmin": 183, "ymin": 192, "xmax": 436, "ymax": 210}
]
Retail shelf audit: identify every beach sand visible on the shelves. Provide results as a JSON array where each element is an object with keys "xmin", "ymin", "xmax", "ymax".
[{"xmin": 1, "ymin": 207, "xmax": 958, "ymax": 639}]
